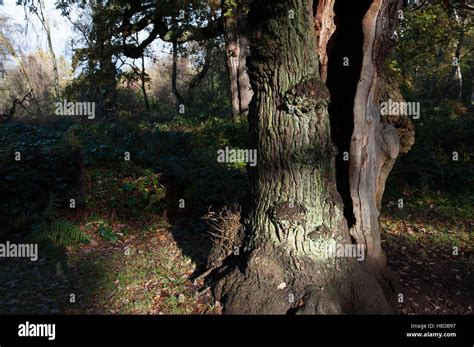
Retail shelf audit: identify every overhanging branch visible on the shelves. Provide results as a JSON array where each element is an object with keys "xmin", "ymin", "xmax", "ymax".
[{"xmin": 122, "ymin": 16, "xmax": 223, "ymax": 59}]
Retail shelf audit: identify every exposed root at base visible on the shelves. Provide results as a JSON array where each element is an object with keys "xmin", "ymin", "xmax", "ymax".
[{"xmin": 210, "ymin": 248, "xmax": 394, "ymax": 314}]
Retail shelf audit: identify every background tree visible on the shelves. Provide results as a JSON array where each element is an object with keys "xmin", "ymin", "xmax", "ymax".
[
  {"xmin": 16, "ymin": 0, "xmax": 62, "ymax": 101},
  {"xmin": 0, "ymin": 16, "xmax": 44, "ymax": 118},
  {"xmin": 386, "ymin": 0, "xmax": 473, "ymax": 196},
  {"xmin": 222, "ymin": 0, "xmax": 252, "ymax": 117},
  {"xmin": 1, "ymin": 49, "xmax": 70, "ymax": 117}
]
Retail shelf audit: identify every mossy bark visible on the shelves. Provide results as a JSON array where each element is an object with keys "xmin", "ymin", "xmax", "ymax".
[{"xmin": 212, "ymin": 0, "xmax": 397, "ymax": 314}]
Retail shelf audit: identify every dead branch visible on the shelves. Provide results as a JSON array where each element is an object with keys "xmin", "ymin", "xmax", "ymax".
[{"xmin": 0, "ymin": 89, "xmax": 32, "ymax": 122}]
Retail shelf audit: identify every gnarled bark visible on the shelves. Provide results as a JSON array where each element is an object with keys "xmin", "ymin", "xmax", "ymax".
[
  {"xmin": 211, "ymin": 0, "xmax": 401, "ymax": 314},
  {"xmin": 348, "ymin": 0, "xmax": 414, "ymax": 280},
  {"xmin": 313, "ymin": 0, "xmax": 336, "ymax": 83},
  {"xmin": 342, "ymin": 1, "xmax": 415, "ymax": 306}
]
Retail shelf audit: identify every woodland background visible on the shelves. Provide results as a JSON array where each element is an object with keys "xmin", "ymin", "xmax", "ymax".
[{"xmin": 0, "ymin": 0, "xmax": 472, "ymax": 314}]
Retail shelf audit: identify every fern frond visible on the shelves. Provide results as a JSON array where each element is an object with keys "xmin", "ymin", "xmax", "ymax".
[
  {"xmin": 49, "ymin": 219, "xmax": 90, "ymax": 247},
  {"xmin": 33, "ymin": 219, "xmax": 90, "ymax": 247},
  {"xmin": 24, "ymin": 193, "xmax": 89, "ymax": 247},
  {"xmin": 43, "ymin": 192, "xmax": 60, "ymax": 221}
]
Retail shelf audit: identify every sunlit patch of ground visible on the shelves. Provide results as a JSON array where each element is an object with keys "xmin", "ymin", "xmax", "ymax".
[
  {"xmin": 1, "ymin": 190, "xmax": 471, "ymax": 315},
  {"xmin": 0, "ymin": 218, "xmax": 221, "ymax": 315}
]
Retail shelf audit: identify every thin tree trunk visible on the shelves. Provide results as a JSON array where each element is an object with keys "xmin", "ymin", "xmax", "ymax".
[
  {"xmin": 449, "ymin": 29, "xmax": 465, "ymax": 100},
  {"xmin": 172, "ymin": 40, "xmax": 184, "ymax": 106},
  {"xmin": 100, "ymin": 50, "xmax": 118, "ymax": 118},
  {"xmin": 223, "ymin": 3, "xmax": 253, "ymax": 118},
  {"xmin": 223, "ymin": 13, "xmax": 240, "ymax": 117},
  {"xmin": 37, "ymin": 0, "xmax": 60, "ymax": 101},
  {"xmin": 237, "ymin": 32, "xmax": 252, "ymax": 116},
  {"xmin": 457, "ymin": 61, "xmax": 463, "ymax": 100},
  {"xmin": 141, "ymin": 55, "xmax": 150, "ymax": 112},
  {"xmin": 90, "ymin": 2, "xmax": 118, "ymax": 119}
]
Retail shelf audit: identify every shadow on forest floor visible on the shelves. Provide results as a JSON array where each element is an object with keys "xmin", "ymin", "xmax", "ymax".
[
  {"xmin": 0, "ymin": 119, "xmax": 245, "ymax": 314},
  {"xmin": 0, "ymin": 120, "xmax": 471, "ymax": 314},
  {"xmin": 0, "ymin": 193, "xmax": 471, "ymax": 314},
  {"xmin": 0, "ymin": 213, "xmax": 220, "ymax": 314}
]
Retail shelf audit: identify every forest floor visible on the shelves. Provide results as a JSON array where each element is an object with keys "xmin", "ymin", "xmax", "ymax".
[
  {"xmin": 0, "ymin": 215, "xmax": 220, "ymax": 314},
  {"xmin": 0, "ymin": 192, "xmax": 471, "ymax": 315},
  {"xmin": 0, "ymin": 119, "xmax": 472, "ymax": 314},
  {"xmin": 382, "ymin": 192, "xmax": 473, "ymax": 315}
]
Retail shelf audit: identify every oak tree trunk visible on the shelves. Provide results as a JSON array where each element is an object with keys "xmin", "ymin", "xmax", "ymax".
[{"xmin": 211, "ymin": 0, "xmax": 415, "ymax": 314}]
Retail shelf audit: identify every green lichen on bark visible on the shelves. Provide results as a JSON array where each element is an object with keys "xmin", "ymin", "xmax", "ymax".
[{"xmin": 283, "ymin": 78, "xmax": 331, "ymax": 117}]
